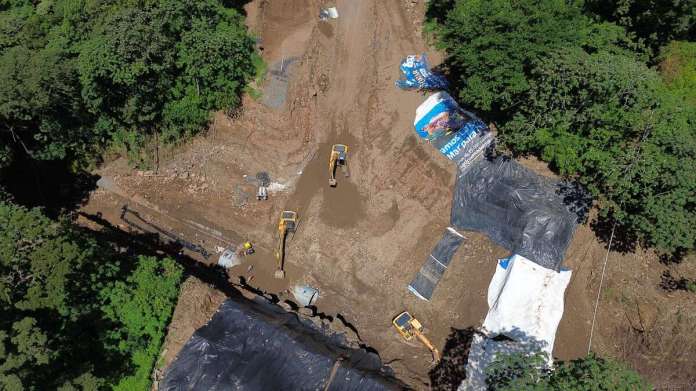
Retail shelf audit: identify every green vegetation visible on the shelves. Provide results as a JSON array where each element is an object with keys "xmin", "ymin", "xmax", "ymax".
[
  {"xmin": 487, "ymin": 352, "xmax": 649, "ymax": 390},
  {"xmin": 585, "ymin": 0, "xmax": 696, "ymax": 55},
  {"xmin": 102, "ymin": 257, "xmax": 182, "ymax": 390},
  {"xmin": 0, "ymin": 0, "xmax": 257, "ymax": 169},
  {"xmin": 0, "ymin": 201, "xmax": 182, "ymax": 389},
  {"xmin": 427, "ymin": 0, "xmax": 696, "ymax": 256},
  {"xmin": 659, "ymin": 41, "xmax": 696, "ymax": 106},
  {"xmin": 0, "ymin": 1, "xmax": 253, "ymax": 388}
]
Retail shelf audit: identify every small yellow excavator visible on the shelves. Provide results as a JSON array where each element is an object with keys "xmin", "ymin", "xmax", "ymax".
[
  {"xmin": 274, "ymin": 210, "xmax": 298, "ymax": 279},
  {"xmin": 328, "ymin": 144, "xmax": 349, "ymax": 187},
  {"xmin": 392, "ymin": 311, "xmax": 440, "ymax": 363}
]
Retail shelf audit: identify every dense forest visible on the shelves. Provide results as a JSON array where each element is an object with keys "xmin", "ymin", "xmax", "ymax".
[
  {"xmin": 0, "ymin": 0, "xmax": 256, "ymax": 389},
  {"xmin": 0, "ymin": 0, "xmax": 257, "ymax": 170},
  {"xmin": 426, "ymin": 0, "xmax": 696, "ymax": 258}
]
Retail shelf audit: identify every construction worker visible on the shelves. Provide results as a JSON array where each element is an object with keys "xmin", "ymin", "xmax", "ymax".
[{"xmin": 237, "ymin": 241, "xmax": 254, "ymax": 256}]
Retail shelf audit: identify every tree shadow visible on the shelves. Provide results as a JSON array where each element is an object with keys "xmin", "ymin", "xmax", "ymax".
[
  {"xmin": 430, "ymin": 326, "xmax": 552, "ymax": 390},
  {"xmin": 660, "ymin": 270, "xmax": 695, "ymax": 293},
  {"xmin": 429, "ymin": 327, "xmax": 479, "ymax": 390},
  {"xmin": 78, "ymin": 211, "xmax": 242, "ymax": 300},
  {"xmin": 590, "ymin": 214, "xmax": 638, "ymax": 254},
  {"xmin": 659, "ymin": 249, "xmax": 688, "ymax": 265},
  {"xmin": 220, "ymin": 0, "xmax": 252, "ymax": 16},
  {"xmin": 423, "ymin": 0, "xmax": 456, "ymax": 26},
  {"xmin": 556, "ymin": 181, "xmax": 592, "ymax": 224},
  {"xmin": 1, "ymin": 155, "xmax": 98, "ymax": 217}
]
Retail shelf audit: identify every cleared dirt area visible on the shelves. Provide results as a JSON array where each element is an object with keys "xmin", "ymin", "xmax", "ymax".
[{"xmin": 80, "ymin": 0, "xmax": 696, "ymax": 389}]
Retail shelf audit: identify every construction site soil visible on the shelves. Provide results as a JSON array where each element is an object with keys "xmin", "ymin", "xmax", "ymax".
[{"xmin": 79, "ymin": 1, "xmax": 696, "ymax": 389}]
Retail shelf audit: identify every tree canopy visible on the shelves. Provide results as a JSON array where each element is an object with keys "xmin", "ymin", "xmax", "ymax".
[
  {"xmin": 585, "ymin": 0, "xmax": 696, "ymax": 55},
  {"xmin": 486, "ymin": 352, "xmax": 649, "ymax": 390},
  {"xmin": 0, "ymin": 200, "xmax": 182, "ymax": 389},
  {"xmin": 0, "ymin": 0, "xmax": 257, "ymax": 169},
  {"xmin": 427, "ymin": 0, "xmax": 696, "ymax": 255}
]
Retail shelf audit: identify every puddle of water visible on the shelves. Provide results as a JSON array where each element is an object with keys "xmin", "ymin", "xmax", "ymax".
[
  {"xmin": 318, "ymin": 21, "xmax": 334, "ymax": 38},
  {"xmin": 319, "ymin": 178, "xmax": 365, "ymax": 228}
]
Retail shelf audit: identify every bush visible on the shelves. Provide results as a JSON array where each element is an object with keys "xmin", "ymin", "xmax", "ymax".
[{"xmin": 487, "ymin": 352, "xmax": 650, "ymax": 390}]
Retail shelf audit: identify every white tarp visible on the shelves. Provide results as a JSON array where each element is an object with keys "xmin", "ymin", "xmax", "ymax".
[
  {"xmin": 459, "ymin": 254, "xmax": 572, "ymax": 390},
  {"xmin": 484, "ymin": 254, "xmax": 571, "ymax": 353}
]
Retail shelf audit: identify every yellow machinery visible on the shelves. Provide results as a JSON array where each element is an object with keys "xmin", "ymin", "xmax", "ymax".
[
  {"xmin": 274, "ymin": 211, "xmax": 297, "ymax": 279},
  {"xmin": 328, "ymin": 144, "xmax": 349, "ymax": 187},
  {"xmin": 392, "ymin": 311, "xmax": 440, "ymax": 362}
]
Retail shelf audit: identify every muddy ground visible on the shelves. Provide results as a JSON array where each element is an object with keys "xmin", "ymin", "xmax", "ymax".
[{"xmin": 79, "ymin": 1, "xmax": 696, "ymax": 389}]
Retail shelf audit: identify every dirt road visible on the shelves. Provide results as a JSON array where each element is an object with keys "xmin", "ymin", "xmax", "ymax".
[{"xmin": 84, "ymin": 0, "xmax": 696, "ymax": 388}]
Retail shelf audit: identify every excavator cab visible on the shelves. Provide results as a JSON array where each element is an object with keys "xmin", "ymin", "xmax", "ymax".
[
  {"xmin": 275, "ymin": 211, "xmax": 298, "ymax": 279},
  {"xmin": 280, "ymin": 211, "xmax": 297, "ymax": 232},
  {"xmin": 392, "ymin": 311, "xmax": 440, "ymax": 363},
  {"xmin": 328, "ymin": 144, "xmax": 349, "ymax": 187}
]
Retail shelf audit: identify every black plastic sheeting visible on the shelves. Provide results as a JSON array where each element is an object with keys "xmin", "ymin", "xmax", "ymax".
[
  {"xmin": 161, "ymin": 297, "xmax": 403, "ymax": 391},
  {"xmin": 408, "ymin": 228, "xmax": 466, "ymax": 301},
  {"xmin": 451, "ymin": 157, "xmax": 579, "ymax": 270}
]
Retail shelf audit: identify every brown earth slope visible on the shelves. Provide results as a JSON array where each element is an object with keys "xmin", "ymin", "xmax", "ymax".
[{"xmin": 80, "ymin": 1, "xmax": 696, "ymax": 389}]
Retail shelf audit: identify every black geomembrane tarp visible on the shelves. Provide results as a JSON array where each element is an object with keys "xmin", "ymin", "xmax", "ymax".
[
  {"xmin": 161, "ymin": 297, "xmax": 402, "ymax": 391},
  {"xmin": 451, "ymin": 157, "xmax": 578, "ymax": 270},
  {"xmin": 408, "ymin": 228, "xmax": 465, "ymax": 300}
]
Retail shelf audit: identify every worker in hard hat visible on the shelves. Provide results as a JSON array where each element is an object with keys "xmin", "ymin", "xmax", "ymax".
[{"xmin": 237, "ymin": 241, "xmax": 254, "ymax": 256}]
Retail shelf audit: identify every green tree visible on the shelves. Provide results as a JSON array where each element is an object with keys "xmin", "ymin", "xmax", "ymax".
[
  {"xmin": 503, "ymin": 47, "xmax": 696, "ymax": 253},
  {"xmin": 0, "ymin": 201, "xmax": 113, "ymax": 388},
  {"xmin": 0, "ymin": 45, "xmax": 94, "ymax": 164},
  {"xmin": 0, "ymin": 0, "xmax": 257, "ymax": 171},
  {"xmin": 487, "ymin": 352, "xmax": 650, "ymax": 390},
  {"xmin": 425, "ymin": 0, "xmax": 639, "ymax": 117},
  {"xmin": 0, "ymin": 200, "xmax": 184, "ymax": 389},
  {"xmin": 585, "ymin": 0, "xmax": 696, "ymax": 54},
  {"xmin": 427, "ymin": 0, "xmax": 696, "ymax": 255},
  {"xmin": 658, "ymin": 41, "xmax": 696, "ymax": 107},
  {"xmin": 101, "ymin": 256, "xmax": 182, "ymax": 391}
]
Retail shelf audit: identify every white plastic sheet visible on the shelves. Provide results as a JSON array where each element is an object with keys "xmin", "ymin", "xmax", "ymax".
[
  {"xmin": 459, "ymin": 255, "xmax": 571, "ymax": 390},
  {"xmin": 484, "ymin": 254, "xmax": 571, "ymax": 354}
]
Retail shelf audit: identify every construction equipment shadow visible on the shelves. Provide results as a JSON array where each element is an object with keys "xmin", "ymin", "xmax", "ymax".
[{"xmin": 78, "ymin": 210, "xmax": 383, "ymax": 360}]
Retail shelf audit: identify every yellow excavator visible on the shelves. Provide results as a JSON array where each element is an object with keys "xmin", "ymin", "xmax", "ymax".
[
  {"xmin": 392, "ymin": 311, "xmax": 440, "ymax": 363},
  {"xmin": 328, "ymin": 144, "xmax": 349, "ymax": 187},
  {"xmin": 274, "ymin": 210, "xmax": 298, "ymax": 279}
]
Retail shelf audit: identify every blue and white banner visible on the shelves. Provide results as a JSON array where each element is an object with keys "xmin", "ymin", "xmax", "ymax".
[
  {"xmin": 414, "ymin": 92, "xmax": 493, "ymax": 169},
  {"xmin": 395, "ymin": 54, "xmax": 449, "ymax": 90}
]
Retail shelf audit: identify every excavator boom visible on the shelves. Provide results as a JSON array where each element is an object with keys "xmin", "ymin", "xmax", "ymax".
[
  {"xmin": 274, "ymin": 211, "xmax": 297, "ymax": 279},
  {"xmin": 415, "ymin": 332, "xmax": 440, "ymax": 362},
  {"xmin": 329, "ymin": 151, "xmax": 338, "ymax": 187},
  {"xmin": 328, "ymin": 144, "xmax": 348, "ymax": 187},
  {"xmin": 275, "ymin": 229, "xmax": 286, "ymax": 279}
]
